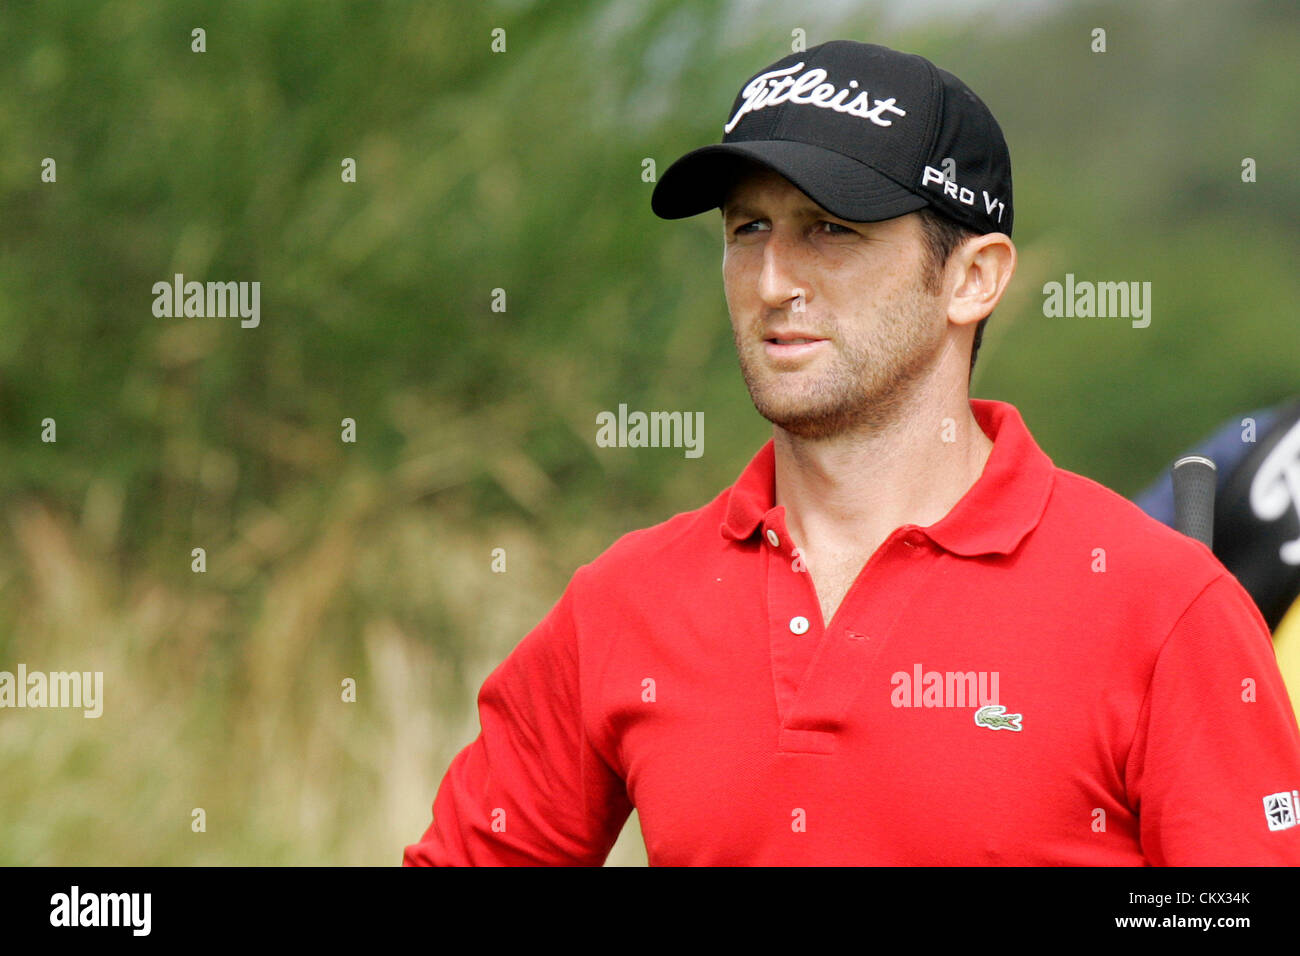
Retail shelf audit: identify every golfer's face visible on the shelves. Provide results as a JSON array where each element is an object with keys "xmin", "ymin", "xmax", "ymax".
[{"xmin": 720, "ymin": 166, "xmax": 946, "ymax": 437}]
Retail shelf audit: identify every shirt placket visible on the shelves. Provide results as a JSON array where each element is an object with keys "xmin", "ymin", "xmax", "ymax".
[
  {"xmin": 764, "ymin": 521, "xmax": 938, "ymax": 755},
  {"xmin": 761, "ymin": 508, "xmax": 823, "ymax": 726}
]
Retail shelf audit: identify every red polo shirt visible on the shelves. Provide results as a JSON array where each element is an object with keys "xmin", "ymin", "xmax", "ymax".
[{"xmin": 404, "ymin": 399, "xmax": 1300, "ymax": 865}]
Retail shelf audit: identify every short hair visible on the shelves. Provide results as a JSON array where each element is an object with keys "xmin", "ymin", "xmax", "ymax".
[{"xmin": 915, "ymin": 205, "xmax": 988, "ymax": 378}]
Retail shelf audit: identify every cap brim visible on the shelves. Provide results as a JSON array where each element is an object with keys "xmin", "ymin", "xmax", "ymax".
[{"xmin": 650, "ymin": 140, "xmax": 929, "ymax": 223}]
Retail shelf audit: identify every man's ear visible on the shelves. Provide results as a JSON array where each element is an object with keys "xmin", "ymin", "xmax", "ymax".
[{"xmin": 948, "ymin": 233, "xmax": 1016, "ymax": 327}]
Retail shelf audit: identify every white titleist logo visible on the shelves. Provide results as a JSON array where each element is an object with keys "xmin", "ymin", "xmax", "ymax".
[
  {"xmin": 724, "ymin": 62, "xmax": 907, "ymax": 133},
  {"xmin": 1251, "ymin": 419, "xmax": 1300, "ymax": 565}
]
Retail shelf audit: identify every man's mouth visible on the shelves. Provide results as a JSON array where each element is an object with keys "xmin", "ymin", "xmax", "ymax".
[
  {"xmin": 763, "ymin": 329, "xmax": 827, "ymax": 344},
  {"xmin": 762, "ymin": 333, "xmax": 828, "ymax": 361}
]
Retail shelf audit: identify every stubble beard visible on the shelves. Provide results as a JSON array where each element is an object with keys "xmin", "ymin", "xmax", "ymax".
[{"xmin": 733, "ymin": 278, "xmax": 944, "ymax": 441}]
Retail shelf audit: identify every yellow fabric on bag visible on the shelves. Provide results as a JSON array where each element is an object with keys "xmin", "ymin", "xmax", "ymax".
[{"xmin": 1275, "ymin": 595, "xmax": 1300, "ymax": 730}]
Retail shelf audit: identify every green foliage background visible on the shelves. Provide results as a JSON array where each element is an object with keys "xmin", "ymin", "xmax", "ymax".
[{"xmin": 0, "ymin": 0, "xmax": 1295, "ymax": 864}]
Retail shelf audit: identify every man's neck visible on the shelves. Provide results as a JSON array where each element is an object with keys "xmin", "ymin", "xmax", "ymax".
[{"xmin": 773, "ymin": 389, "xmax": 994, "ymax": 559}]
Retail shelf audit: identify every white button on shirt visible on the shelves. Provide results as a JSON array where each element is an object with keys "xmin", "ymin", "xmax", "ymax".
[
  {"xmin": 789, "ymin": 615, "xmax": 810, "ymax": 635},
  {"xmin": 766, "ymin": 529, "xmax": 780, "ymax": 548}
]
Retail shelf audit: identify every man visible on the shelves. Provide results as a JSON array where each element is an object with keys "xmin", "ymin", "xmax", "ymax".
[{"xmin": 405, "ymin": 40, "xmax": 1300, "ymax": 865}]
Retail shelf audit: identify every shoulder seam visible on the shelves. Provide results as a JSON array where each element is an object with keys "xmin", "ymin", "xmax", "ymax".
[
  {"xmin": 570, "ymin": 564, "xmax": 631, "ymax": 786},
  {"xmin": 1123, "ymin": 570, "xmax": 1232, "ymax": 809}
]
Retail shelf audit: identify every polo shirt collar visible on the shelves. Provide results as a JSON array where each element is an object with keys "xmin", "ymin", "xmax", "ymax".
[{"xmin": 719, "ymin": 399, "xmax": 1055, "ymax": 557}]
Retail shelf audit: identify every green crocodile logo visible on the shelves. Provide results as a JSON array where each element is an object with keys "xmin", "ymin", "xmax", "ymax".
[{"xmin": 974, "ymin": 704, "xmax": 1023, "ymax": 732}]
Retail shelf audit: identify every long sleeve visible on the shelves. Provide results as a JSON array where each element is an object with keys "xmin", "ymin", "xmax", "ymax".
[
  {"xmin": 1126, "ymin": 572, "xmax": 1300, "ymax": 864},
  {"xmin": 403, "ymin": 577, "xmax": 633, "ymax": 865}
]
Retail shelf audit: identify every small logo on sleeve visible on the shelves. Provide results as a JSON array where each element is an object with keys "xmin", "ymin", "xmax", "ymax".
[
  {"xmin": 1263, "ymin": 790, "xmax": 1299, "ymax": 831},
  {"xmin": 974, "ymin": 704, "xmax": 1022, "ymax": 732}
]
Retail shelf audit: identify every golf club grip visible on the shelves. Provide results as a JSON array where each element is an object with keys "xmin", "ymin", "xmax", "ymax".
[{"xmin": 1172, "ymin": 455, "xmax": 1216, "ymax": 549}]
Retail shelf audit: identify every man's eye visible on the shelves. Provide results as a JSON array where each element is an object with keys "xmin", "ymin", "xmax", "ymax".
[{"xmin": 733, "ymin": 220, "xmax": 854, "ymax": 236}]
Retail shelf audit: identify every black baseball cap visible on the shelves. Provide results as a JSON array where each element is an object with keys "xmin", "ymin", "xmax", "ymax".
[{"xmin": 651, "ymin": 40, "xmax": 1013, "ymax": 236}]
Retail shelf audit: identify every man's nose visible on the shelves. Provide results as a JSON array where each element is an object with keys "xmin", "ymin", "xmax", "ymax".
[{"xmin": 757, "ymin": 228, "xmax": 809, "ymax": 310}]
